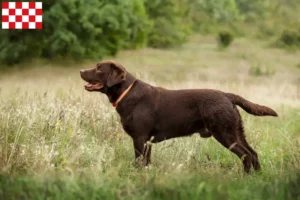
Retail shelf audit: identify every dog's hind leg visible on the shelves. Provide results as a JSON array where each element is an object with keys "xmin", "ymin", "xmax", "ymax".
[
  {"xmin": 240, "ymin": 136, "xmax": 260, "ymax": 171},
  {"xmin": 237, "ymin": 123, "xmax": 261, "ymax": 171},
  {"xmin": 236, "ymin": 111, "xmax": 261, "ymax": 171},
  {"xmin": 212, "ymin": 128, "xmax": 253, "ymax": 173}
]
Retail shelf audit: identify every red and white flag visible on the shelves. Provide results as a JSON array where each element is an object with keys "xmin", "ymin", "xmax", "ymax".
[{"xmin": 2, "ymin": 2, "xmax": 42, "ymax": 29}]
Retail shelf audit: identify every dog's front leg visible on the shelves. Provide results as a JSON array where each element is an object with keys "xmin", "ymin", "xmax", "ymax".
[{"xmin": 133, "ymin": 137, "xmax": 152, "ymax": 167}]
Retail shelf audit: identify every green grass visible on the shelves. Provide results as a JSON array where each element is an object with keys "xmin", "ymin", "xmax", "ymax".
[{"xmin": 0, "ymin": 35, "xmax": 300, "ymax": 199}]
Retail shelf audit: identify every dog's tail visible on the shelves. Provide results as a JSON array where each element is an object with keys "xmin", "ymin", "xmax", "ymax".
[{"xmin": 225, "ymin": 93, "xmax": 278, "ymax": 117}]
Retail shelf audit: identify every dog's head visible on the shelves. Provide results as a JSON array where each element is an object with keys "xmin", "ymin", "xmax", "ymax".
[{"xmin": 80, "ymin": 60, "xmax": 127, "ymax": 92}]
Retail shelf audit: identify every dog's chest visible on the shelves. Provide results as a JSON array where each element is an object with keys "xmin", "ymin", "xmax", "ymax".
[{"xmin": 120, "ymin": 114, "xmax": 134, "ymax": 135}]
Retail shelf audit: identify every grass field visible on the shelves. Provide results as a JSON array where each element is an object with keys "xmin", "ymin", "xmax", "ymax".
[{"xmin": 0, "ymin": 35, "xmax": 300, "ymax": 199}]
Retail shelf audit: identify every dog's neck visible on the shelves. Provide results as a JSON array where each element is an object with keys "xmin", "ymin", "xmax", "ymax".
[
  {"xmin": 112, "ymin": 79, "xmax": 136, "ymax": 107},
  {"xmin": 119, "ymin": 73, "xmax": 136, "ymax": 92},
  {"xmin": 106, "ymin": 73, "xmax": 136, "ymax": 104}
]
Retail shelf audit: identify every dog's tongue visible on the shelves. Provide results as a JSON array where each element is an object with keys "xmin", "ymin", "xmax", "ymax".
[
  {"xmin": 85, "ymin": 83, "xmax": 103, "ymax": 90},
  {"xmin": 86, "ymin": 83, "xmax": 93, "ymax": 88},
  {"xmin": 93, "ymin": 83, "xmax": 103, "ymax": 89}
]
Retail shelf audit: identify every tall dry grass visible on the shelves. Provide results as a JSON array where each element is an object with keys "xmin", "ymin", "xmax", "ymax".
[{"xmin": 0, "ymin": 35, "xmax": 299, "ymax": 199}]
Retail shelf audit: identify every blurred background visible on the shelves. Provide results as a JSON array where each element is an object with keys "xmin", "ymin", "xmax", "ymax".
[{"xmin": 0, "ymin": 0, "xmax": 300, "ymax": 65}]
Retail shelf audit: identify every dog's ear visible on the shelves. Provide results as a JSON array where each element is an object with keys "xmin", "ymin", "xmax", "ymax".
[{"xmin": 107, "ymin": 62, "xmax": 127, "ymax": 87}]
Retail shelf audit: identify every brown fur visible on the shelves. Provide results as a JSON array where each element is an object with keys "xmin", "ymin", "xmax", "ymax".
[{"xmin": 80, "ymin": 60, "xmax": 278, "ymax": 173}]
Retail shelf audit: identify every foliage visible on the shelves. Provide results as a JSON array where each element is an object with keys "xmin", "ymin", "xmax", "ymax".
[
  {"xmin": 1, "ymin": 0, "xmax": 300, "ymax": 66},
  {"xmin": 144, "ymin": 0, "xmax": 190, "ymax": 48},
  {"xmin": 277, "ymin": 29, "xmax": 300, "ymax": 49},
  {"xmin": 235, "ymin": 0, "xmax": 274, "ymax": 21},
  {"xmin": 0, "ymin": 0, "xmax": 150, "ymax": 65},
  {"xmin": 217, "ymin": 30, "xmax": 234, "ymax": 48},
  {"xmin": 197, "ymin": 0, "xmax": 240, "ymax": 22},
  {"xmin": 183, "ymin": 0, "xmax": 240, "ymax": 34}
]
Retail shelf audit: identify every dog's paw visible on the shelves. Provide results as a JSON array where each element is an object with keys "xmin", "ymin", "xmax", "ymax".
[
  {"xmin": 132, "ymin": 156, "xmax": 150, "ymax": 169},
  {"xmin": 135, "ymin": 156, "xmax": 146, "ymax": 165}
]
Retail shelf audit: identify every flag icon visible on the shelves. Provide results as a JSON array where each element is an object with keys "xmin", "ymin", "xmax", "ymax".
[{"xmin": 2, "ymin": 2, "xmax": 42, "ymax": 29}]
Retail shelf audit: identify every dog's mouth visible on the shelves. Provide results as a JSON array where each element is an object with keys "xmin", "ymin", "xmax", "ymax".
[{"xmin": 84, "ymin": 82, "xmax": 104, "ymax": 91}]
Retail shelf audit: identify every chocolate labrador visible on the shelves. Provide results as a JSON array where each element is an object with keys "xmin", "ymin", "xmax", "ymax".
[{"xmin": 80, "ymin": 60, "xmax": 278, "ymax": 173}]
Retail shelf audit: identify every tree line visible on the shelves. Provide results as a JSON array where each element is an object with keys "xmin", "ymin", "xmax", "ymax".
[{"xmin": 0, "ymin": 0, "xmax": 299, "ymax": 66}]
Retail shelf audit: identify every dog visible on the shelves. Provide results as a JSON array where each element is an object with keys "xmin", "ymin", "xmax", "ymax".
[{"xmin": 80, "ymin": 60, "xmax": 278, "ymax": 173}]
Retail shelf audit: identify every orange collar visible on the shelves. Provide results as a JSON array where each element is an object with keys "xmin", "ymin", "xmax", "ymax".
[{"xmin": 112, "ymin": 80, "xmax": 136, "ymax": 108}]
